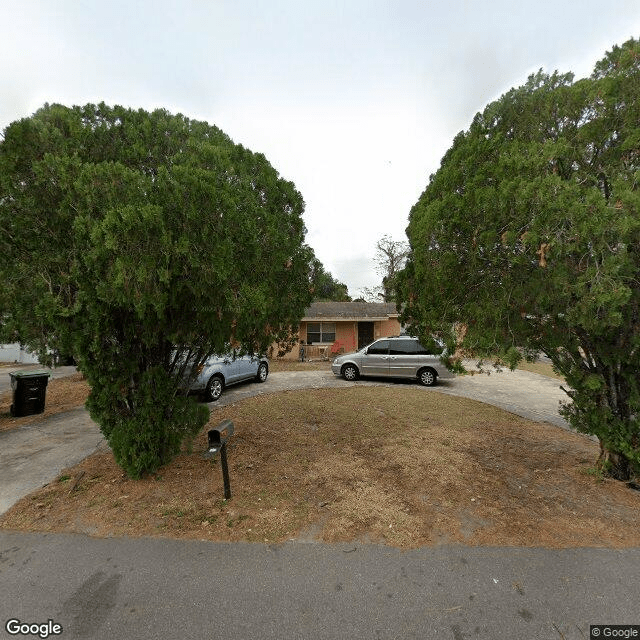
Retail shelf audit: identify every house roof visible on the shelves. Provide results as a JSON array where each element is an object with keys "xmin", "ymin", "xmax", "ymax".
[{"xmin": 302, "ymin": 301, "xmax": 399, "ymax": 322}]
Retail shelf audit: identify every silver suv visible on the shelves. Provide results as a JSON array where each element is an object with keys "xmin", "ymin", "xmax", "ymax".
[
  {"xmin": 190, "ymin": 354, "xmax": 269, "ymax": 401},
  {"xmin": 331, "ymin": 336, "xmax": 454, "ymax": 386}
]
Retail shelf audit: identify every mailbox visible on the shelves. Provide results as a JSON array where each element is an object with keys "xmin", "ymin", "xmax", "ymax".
[
  {"xmin": 204, "ymin": 419, "xmax": 234, "ymax": 499},
  {"xmin": 207, "ymin": 419, "xmax": 235, "ymax": 455}
]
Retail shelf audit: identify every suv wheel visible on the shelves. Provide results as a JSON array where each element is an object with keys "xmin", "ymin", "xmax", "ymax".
[
  {"xmin": 256, "ymin": 362, "xmax": 268, "ymax": 383},
  {"xmin": 418, "ymin": 368, "xmax": 437, "ymax": 387},
  {"xmin": 341, "ymin": 363, "xmax": 359, "ymax": 381},
  {"xmin": 206, "ymin": 375, "xmax": 224, "ymax": 401}
]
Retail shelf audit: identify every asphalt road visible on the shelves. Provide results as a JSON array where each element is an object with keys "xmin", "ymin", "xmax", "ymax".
[{"xmin": 1, "ymin": 531, "xmax": 639, "ymax": 640}]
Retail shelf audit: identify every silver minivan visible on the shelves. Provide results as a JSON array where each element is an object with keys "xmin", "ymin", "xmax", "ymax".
[{"xmin": 331, "ymin": 336, "xmax": 454, "ymax": 386}]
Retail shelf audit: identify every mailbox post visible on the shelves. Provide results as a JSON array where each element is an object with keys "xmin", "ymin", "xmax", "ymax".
[{"xmin": 204, "ymin": 419, "xmax": 234, "ymax": 499}]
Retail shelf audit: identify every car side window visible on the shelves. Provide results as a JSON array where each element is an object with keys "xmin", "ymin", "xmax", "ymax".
[
  {"xmin": 367, "ymin": 340, "xmax": 390, "ymax": 355},
  {"xmin": 415, "ymin": 340, "xmax": 443, "ymax": 356},
  {"xmin": 389, "ymin": 340, "xmax": 418, "ymax": 355}
]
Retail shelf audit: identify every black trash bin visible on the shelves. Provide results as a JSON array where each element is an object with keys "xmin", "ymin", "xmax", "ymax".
[{"xmin": 9, "ymin": 370, "xmax": 51, "ymax": 417}]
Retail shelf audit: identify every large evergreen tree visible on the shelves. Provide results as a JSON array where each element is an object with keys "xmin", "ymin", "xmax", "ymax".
[
  {"xmin": 399, "ymin": 39, "xmax": 640, "ymax": 480},
  {"xmin": 308, "ymin": 255, "xmax": 350, "ymax": 301},
  {"xmin": 0, "ymin": 103, "xmax": 312, "ymax": 477}
]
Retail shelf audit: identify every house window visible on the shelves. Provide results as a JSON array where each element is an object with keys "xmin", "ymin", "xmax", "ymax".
[{"xmin": 306, "ymin": 322, "xmax": 336, "ymax": 344}]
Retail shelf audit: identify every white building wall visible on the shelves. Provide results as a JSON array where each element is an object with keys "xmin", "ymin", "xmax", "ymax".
[{"xmin": 0, "ymin": 343, "xmax": 40, "ymax": 364}]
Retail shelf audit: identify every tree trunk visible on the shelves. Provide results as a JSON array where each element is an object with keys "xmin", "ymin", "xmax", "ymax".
[{"xmin": 599, "ymin": 442, "xmax": 632, "ymax": 480}]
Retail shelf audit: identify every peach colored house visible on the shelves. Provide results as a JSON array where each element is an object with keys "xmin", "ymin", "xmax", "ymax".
[{"xmin": 280, "ymin": 301, "xmax": 402, "ymax": 360}]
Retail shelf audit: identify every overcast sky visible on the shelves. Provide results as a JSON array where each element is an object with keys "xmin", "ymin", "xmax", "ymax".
[{"xmin": 2, "ymin": 1, "xmax": 638, "ymax": 297}]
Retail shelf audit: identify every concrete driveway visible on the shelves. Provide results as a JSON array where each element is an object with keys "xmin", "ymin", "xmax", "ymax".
[{"xmin": 215, "ymin": 363, "xmax": 570, "ymax": 429}]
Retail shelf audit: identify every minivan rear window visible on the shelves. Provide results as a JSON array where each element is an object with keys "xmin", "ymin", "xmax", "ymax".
[{"xmin": 416, "ymin": 340, "xmax": 444, "ymax": 355}]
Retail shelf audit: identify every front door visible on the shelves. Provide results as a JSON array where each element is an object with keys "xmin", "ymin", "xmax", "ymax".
[{"xmin": 358, "ymin": 322, "xmax": 374, "ymax": 349}]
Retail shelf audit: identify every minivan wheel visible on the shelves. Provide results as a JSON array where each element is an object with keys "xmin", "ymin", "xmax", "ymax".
[
  {"xmin": 418, "ymin": 368, "xmax": 437, "ymax": 387},
  {"xmin": 256, "ymin": 362, "xmax": 268, "ymax": 382},
  {"xmin": 206, "ymin": 375, "xmax": 224, "ymax": 401},
  {"xmin": 341, "ymin": 364, "xmax": 359, "ymax": 381}
]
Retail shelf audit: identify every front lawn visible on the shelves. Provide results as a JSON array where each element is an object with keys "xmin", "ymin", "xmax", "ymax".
[{"xmin": 2, "ymin": 386, "xmax": 638, "ymax": 548}]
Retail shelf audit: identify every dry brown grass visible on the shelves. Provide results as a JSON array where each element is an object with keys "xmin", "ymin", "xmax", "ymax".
[
  {"xmin": 465, "ymin": 359, "xmax": 564, "ymax": 380},
  {"xmin": 268, "ymin": 359, "xmax": 333, "ymax": 372},
  {"xmin": 516, "ymin": 360, "xmax": 564, "ymax": 380},
  {"xmin": 1, "ymin": 385, "xmax": 638, "ymax": 549}
]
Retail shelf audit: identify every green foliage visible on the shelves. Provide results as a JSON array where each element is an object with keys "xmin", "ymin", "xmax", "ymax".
[
  {"xmin": 583, "ymin": 465, "xmax": 607, "ymax": 482},
  {"xmin": 0, "ymin": 103, "xmax": 312, "ymax": 476},
  {"xmin": 88, "ymin": 367, "xmax": 209, "ymax": 479},
  {"xmin": 399, "ymin": 39, "xmax": 640, "ymax": 480},
  {"xmin": 308, "ymin": 255, "xmax": 350, "ymax": 301}
]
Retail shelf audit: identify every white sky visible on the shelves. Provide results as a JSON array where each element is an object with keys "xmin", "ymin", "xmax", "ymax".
[{"xmin": 1, "ymin": 1, "xmax": 638, "ymax": 296}]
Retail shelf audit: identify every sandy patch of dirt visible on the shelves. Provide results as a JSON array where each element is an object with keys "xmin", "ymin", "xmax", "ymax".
[{"xmin": 1, "ymin": 386, "xmax": 638, "ymax": 549}]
